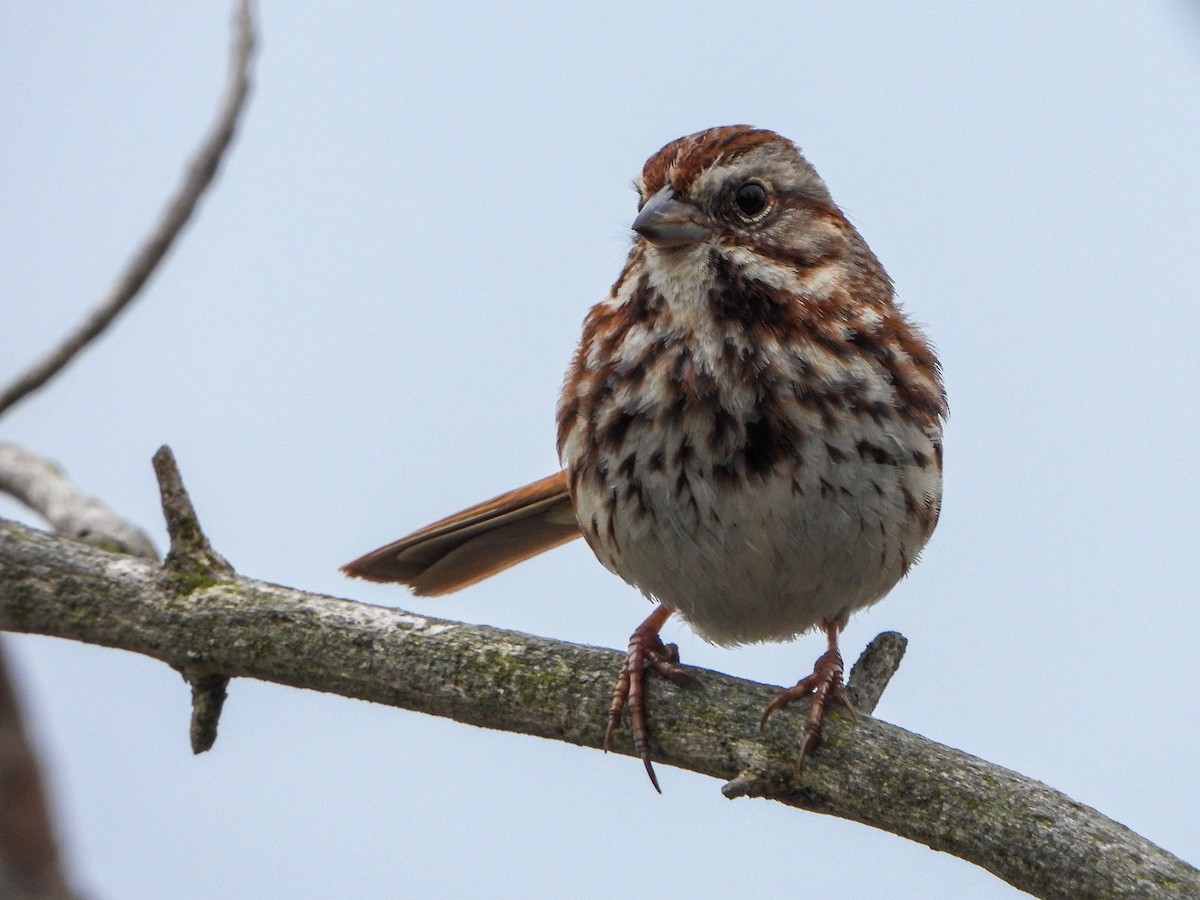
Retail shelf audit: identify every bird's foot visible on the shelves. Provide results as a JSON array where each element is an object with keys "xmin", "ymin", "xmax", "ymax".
[
  {"xmin": 760, "ymin": 639, "xmax": 856, "ymax": 768},
  {"xmin": 606, "ymin": 606, "xmax": 701, "ymax": 793}
]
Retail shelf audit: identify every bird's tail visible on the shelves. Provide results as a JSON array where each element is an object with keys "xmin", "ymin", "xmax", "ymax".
[{"xmin": 341, "ymin": 470, "xmax": 581, "ymax": 596}]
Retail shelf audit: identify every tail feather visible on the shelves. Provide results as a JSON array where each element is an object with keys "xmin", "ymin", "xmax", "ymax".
[{"xmin": 341, "ymin": 470, "xmax": 580, "ymax": 595}]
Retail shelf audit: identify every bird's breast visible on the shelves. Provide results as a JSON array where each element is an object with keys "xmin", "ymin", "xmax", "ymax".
[{"xmin": 559, "ymin": 326, "xmax": 942, "ymax": 645}]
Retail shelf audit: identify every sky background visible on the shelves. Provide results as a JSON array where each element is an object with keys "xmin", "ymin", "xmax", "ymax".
[{"xmin": 2, "ymin": 3, "xmax": 1199, "ymax": 898}]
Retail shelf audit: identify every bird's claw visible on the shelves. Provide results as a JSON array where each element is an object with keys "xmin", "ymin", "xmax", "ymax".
[{"xmin": 760, "ymin": 644, "xmax": 855, "ymax": 768}]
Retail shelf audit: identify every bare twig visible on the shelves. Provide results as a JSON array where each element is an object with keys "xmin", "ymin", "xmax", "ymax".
[
  {"xmin": 0, "ymin": 442, "xmax": 158, "ymax": 559},
  {"xmin": 152, "ymin": 446, "xmax": 232, "ymax": 579},
  {"xmin": 0, "ymin": 516, "xmax": 1195, "ymax": 900},
  {"xmin": 152, "ymin": 446, "xmax": 234, "ymax": 752},
  {"xmin": 186, "ymin": 673, "xmax": 229, "ymax": 754},
  {"xmin": 0, "ymin": 0, "xmax": 257, "ymax": 420},
  {"xmin": 846, "ymin": 630, "xmax": 907, "ymax": 715}
]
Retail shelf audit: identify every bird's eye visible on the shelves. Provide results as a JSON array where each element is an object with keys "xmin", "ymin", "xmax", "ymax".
[{"xmin": 732, "ymin": 181, "xmax": 770, "ymax": 219}]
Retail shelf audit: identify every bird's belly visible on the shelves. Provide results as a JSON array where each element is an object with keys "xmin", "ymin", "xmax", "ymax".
[{"xmin": 572, "ymin": 422, "xmax": 940, "ymax": 647}]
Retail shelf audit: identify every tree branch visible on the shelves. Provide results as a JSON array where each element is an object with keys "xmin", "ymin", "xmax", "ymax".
[
  {"xmin": 0, "ymin": 515, "xmax": 1194, "ymax": 899},
  {"xmin": 0, "ymin": 0, "xmax": 256, "ymax": 420},
  {"xmin": 0, "ymin": 442, "xmax": 158, "ymax": 559}
]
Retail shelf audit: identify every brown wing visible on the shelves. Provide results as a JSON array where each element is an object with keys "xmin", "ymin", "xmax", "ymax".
[{"xmin": 341, "ymin": 470, "xmax": 580, "ymax": 596}]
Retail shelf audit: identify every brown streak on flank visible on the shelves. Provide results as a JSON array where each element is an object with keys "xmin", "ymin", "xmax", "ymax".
[
  {"xmin": 920, "ymin": 501, "xmax": 939, "ymax": 538},
  {"xmin": 793, "ymin": 381, "xmax": 843, "ymax": 431},
  {"xmin": 881, "ymin": 312, "xmax": 947, "ymax": 427},
  {"xmin": 559, "ymin": 274, "xmax": 668, "ymax": 459},
  {"xmin": 598, "ymin": 408, "xmax": 637, "ymax": 450},
  {"xmin": 618, "ymin": 333, "xmax": 672, "ymax": 390},
  {"xmin": 673, "ymin": 467, "xmax": 691, "ymax": 499},
  {"xmin": 742, "ymin": 404, "xmax": 800, "ymax": 477},
  {"xmin": 857, "ymin": 440, "xmax": 900, "ymax": 467},
  {"xmin": 557, "ymin": 311, "xmax": 609, "ymax": 454},
  {"xmin": 825, "ymin": 442, "xmax": 848, "ymax": 463},
  {"xmin": 616, "ymin": 359, "xmax": 648, "ymax": 392},
  {"xmin": 617, "ymin": 452, "xmax": 637, "ymax": 478},
  {"xmin": 668, "ymin": 344, "xmax": 694, "ymax": 380},
  {"xmin": 666, "ymin": 345, "xmax": 720, "ymax": 407},
  {"xmin": 808, "ymin": 305, "xmax": 944, "ymax": 432},
  {"xmin": 708, "ymin": 406, "xmax": 738, "ymax": 452},
  {"xmin": 663, "ymin": 389, "xmax": 687, "ymax": 428},
  {"xmin": 673, "ymin": 437, "xmax": 694, "ymax": 469},
  {"xmin": 556, "ymin": 394, "xmax": 580, "ymax": 452},
  {"xmin": 563, "ymin": 358, "xmax": 616, "ymax": 467},
  {"xmin": 890, "ymin": 369, "xmax": 945, "ymax": 429},
  {"xmin": 720, "ymin": 336, "xmax": 768, "ymax": 383},
  {"xmin": 712, "ymin": 461, "xmax": 741, "ymax": 487},
  {"xmin": 604, "ymin": 489, "xmax": 619, "ymax": 548},
  {"xmin": 594, "ymin": 277, "xmax": 663, "ymax": 363},
  {"xmin": 899, "ymin": 486, "xmax": 937, "ymax": 540}
]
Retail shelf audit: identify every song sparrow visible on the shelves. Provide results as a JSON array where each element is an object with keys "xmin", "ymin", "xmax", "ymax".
[{"xmin": 343, "ymin": 126, "xmax": 945, "ymax": 791}]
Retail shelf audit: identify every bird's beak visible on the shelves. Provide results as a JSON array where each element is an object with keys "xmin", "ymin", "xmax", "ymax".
[{"xmin": 632, "ymin": 186, "xmax": 715, "ymax": 248}]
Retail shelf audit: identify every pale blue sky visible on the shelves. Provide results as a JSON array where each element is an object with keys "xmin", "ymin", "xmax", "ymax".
[{"xmin": 2, "ymin": 3, "xmax": 1199, "ymax": 898}]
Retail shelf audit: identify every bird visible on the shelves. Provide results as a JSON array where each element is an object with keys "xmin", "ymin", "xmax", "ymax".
[{"xmin": 343, "ymin": 125, "xmax": 946, "ymax": 791}]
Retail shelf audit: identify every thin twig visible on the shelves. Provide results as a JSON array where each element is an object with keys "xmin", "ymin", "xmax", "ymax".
[
  {"xmin": 187, "ymin": 673, "xmax": 229, "ymax": 754},
  {"xmin": 152, "ymin": 446, "xmax": 232, "ymax": 578},
  {"xmin": 0, "ymin": 0, "xmax": 257, "ymax": 420},
  {"xmin": 152, "ymin": 446, "xmax": 234, "ymax": 751},
  {"xmin": 846, "ymin": 630, "xmax": 907, "ymax": 715}
]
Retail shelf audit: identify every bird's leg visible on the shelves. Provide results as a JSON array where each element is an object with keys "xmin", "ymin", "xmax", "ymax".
[
  {"xmin": 760, "ymin": 619, "xmax": 857, "ymax": 767},
  {"xmin": 605, "ymin": 605, "xmax": 700, "ymax": 793}
]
